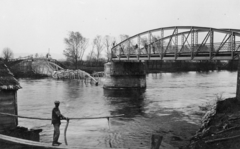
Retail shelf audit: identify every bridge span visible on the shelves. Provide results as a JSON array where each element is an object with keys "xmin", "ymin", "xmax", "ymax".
[
  {"xmin": 104, "ymin": 26, "xmax": 240, "ymax": 99},
  {"xmin": 10, "ymin": 56, "xmax": 98, "ymax": 85},
  {"xmin": 111, "ymin": 26, "xmax": 240, "ymax": 61}
]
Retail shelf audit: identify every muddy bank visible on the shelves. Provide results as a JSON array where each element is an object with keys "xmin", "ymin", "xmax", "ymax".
[
  {"xmin": 188, "ymin": 97, "xmax": 240, "ymax": 149},
  {"xmin": 152, "ymin": 97, "xmax": 240, "ymax": 149},
  {"xmin": 0, "ymin": 126, "xmax": 42, "ymax": 149}
]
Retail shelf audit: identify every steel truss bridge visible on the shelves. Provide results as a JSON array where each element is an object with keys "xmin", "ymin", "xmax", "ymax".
[
  {"xmin": 111, "ymin": 26, "xmax": 240, "ymax": 61},
  {"xmin": 11, "ymin": 56, "xmax": 98, "ymax": 84}
]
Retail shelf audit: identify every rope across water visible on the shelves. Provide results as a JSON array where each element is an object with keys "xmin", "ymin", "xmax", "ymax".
[{"xmin": 0, "ymin": 112, "xmax": 124, "ymax": 145}]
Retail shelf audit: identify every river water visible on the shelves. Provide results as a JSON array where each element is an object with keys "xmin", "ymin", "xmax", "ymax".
[{"xmin": 17, "ymin": 71, "xmax": 237, "ymax": 149}]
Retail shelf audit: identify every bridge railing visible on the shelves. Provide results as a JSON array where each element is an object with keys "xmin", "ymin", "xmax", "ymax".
[
  {"xmin": 111, "ymin": 26, "xmax": 240, "ymax": 61},
  {"xmin": 112, "ymin": 41, "xmax": 240, "ymax": 55},
  {"xmin": 111, "ymin": 41, "xmax": 240, "ymax": 61}
]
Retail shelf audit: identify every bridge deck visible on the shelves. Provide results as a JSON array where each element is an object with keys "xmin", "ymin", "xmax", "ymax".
[{"xmin": 112, "ymin": 51, "xmax": 239, "ymax": 61}]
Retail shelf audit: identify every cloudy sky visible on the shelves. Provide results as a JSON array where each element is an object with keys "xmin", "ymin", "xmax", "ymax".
[{"xmin": 0, "ymin": 0, "xmax": 240, "ymax": 60}]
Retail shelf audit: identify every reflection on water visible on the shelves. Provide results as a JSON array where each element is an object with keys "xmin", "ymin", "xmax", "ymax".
[
  {"xmin": 17, "ymin": 71, "xmax": 237, "ymax": 148},
  {"xmin": 104, "ymin": 88, "xmax": 145, "ymax": 118}
]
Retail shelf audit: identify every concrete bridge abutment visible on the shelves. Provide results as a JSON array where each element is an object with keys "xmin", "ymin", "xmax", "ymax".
[{"xmin": 103, "ymin": 62, "xmax": 146, "ymax": 90}]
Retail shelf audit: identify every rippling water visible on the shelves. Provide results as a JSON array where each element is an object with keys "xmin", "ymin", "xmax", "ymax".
[{"xmin": 17, "ymin": 71, "xmax": 237, "ymax": 148}]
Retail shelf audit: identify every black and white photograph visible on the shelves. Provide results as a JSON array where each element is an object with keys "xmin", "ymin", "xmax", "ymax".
[{"xmin": 0, "ymin": 0, "xmax": 240, "ymax": 149}]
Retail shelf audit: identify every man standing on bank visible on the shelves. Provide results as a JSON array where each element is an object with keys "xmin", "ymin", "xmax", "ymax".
[{"xmin": 52, "ymin": 101, "xmax": 68, "ymax": 146}]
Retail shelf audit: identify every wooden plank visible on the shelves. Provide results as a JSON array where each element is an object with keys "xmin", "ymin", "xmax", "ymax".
[
  {"xmin": 14, "ymin": 91, "xmax": 18, "ymax": 126},
  {"xmin": 0, "ymin": 91, "xmax": 15, "ymax": 95},
  {"xmin": 0, "ymin": 107, "xmax": 16, "ymax": 129},
  {"xmin": 0, "ymin": 123, "xmax": 15, "ymax": 128},
  {"xmin": 0, "ymin": 97, "xmax": 14, "ymax": 102},
  {"xmin": 0, "ymin": 121, "xmax": 15, "ymax": 125},
  {"xmin": 0, "ymin": 102, "xmax": 14, "ymax": 107},
  {"xmin": 0, "ymin": 134, "xmax": 128, "ymax": 149},
  {"xmin": 0, "ymin": 102, "xmax": 15, "ymax": 106},
  {"xmin": 0, "ymin": 101, "xmax": 14, "ymax": 106},
  {"xmin": 0, "ymin": 116, "xmax": 15, "ymax": 121},
  {"xmin": 0, "ymin": 115, "xmax": 16, "ymax": 119},
  {"xmin": 0, "ymin": 117, "xmax": 15, "ymax": 124},
  {"xmin": 0, "ymin": 94, "xmax": 15, "ymax": 100},
  {"xmin": 0, "ymin": 124, "xmax": 16, "ymax": 131},
  {"xmin": 0, "ymin": 106, "xmax": 15, "ymax": 112},
  {"xmin": 0, "ymin": 108, "xmax": 15, "ymax": 114}
]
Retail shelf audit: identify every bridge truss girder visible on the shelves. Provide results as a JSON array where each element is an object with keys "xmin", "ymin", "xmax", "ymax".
[{"xmin": 111, "ymin": 26, "xmax": 240, "ymax": 61}]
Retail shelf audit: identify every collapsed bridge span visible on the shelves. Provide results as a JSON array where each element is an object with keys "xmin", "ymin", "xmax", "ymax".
[{"xmin": 10, "ymin": 57, "xmax": 98, "ymax": 85}]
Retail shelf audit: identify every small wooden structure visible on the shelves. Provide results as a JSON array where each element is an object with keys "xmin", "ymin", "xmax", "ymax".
[{"xmin": 0, "ymin": 63, "xmax": 21, "ymax": 132}]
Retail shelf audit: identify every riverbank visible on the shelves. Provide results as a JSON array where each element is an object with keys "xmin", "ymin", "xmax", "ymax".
[
  {"xmin": 186, "ymin": 97, "xmax": 240, "ymax": 149},
  {"xmin": 150, "ymin": 111, "xmax": 200, "ymax": 149},
  {"xmin": 156, "ymin": 97, "xmax": 240, "ymax": 149}
]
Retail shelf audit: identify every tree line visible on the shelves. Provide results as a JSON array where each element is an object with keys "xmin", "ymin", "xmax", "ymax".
[
  {"xmin": 63, "ymin": 31, "xmax": 128, "ymax": 69},
  {"xmin": 1, "ymin": 31, "xmax": 233, "ymax": 69},
  {"xmin": 63, "ymin": 32, "xmax": 173, "ymax": 69}
]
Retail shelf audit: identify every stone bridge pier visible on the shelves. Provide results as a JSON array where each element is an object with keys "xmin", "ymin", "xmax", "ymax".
[{"xmin": 103, "ymin": 62, "xmax": 146, "ymax": 90}]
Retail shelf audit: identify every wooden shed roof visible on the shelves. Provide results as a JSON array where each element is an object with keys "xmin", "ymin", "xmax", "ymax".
[{"xmin": 0, "ymin": 63, "xmax": 21, "ymax": 90}]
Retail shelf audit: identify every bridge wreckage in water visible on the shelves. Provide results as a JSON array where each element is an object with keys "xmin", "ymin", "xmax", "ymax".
[{"xmin": 9, "ymin": 57, "xmax": 99, "ymax": 85}]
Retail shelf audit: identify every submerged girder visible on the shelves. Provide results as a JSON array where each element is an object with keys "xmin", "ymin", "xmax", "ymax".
[
  {"xmin": 12, "ymin": 57, "xmax": 98, "ymax": 84},
  {"xmin": 52, "ymin": 69, "xmax": 98, "ymax": 85},
  {"xmin": 111, "ymin": 26, "xmax": 240, "ymax": 61}
]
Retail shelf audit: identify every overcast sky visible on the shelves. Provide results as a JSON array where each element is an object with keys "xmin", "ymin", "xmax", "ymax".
[{"xmin": 0, "ymin": 0, "xmax": 240, "ymax": 60}]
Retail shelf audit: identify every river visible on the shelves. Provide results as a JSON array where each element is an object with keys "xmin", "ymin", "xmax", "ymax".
[{"xmin": 17, "ymin": 71, "xmax": 237, "ymax": 149}]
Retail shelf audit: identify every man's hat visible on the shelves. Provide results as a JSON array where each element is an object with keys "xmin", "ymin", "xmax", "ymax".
[{"xmin": 54, "ymin": 101, "xmax": 60, "ymax": 104}]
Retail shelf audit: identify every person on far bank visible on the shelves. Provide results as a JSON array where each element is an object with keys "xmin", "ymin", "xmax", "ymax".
[{"xmin": 52, "ymin": 101, "xmax": 68, "ymax": 146}]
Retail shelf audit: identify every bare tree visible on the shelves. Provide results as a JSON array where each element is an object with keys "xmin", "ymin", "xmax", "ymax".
[
  {"xmin": 63, "ymin": 31, "xmax": 88, "ymax": 69},
  {"xmin": 103, "ymin": 35, "xmax": 115, "ymax": 61},
  {"xmin": 86, "ymin": 45, "xmax": 96, "ymax": 61},
  {"xmin": 2, "ymin": 47, "xmax": 14, "ymax": 61},
  {"xmin": 140, "ymin": 37, "xmax": 148, "ymax": 46},
  {"xmin": 119, "ymin": 34, "xmax": 138, "ymax": 55},
  {"xmin": 93, "ymin": 35, "xmax": 103, "ymax": 60},
  {"xmin": 152, "ymin": 36, "xmax": 161, "ymax": 54}
]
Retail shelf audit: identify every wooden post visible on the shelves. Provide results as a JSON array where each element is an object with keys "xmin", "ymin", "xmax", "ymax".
[
  {"xmin": 236, "ymin": 55, "xmax": 240, "ymax": 101},
  {"xmin": 151, "ymin": 135, "xmax": 163, "ymax": 149}
]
